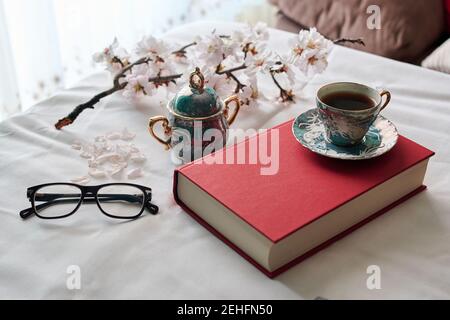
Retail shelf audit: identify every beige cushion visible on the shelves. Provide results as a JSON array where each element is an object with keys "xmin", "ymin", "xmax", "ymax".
[
  {"xmin": 270, "ymin": 0, "xmax": 446, "ymax": 63},
  {"xmin": 422, "ymin": 39, "xmax": 450, "ymax": 74}
]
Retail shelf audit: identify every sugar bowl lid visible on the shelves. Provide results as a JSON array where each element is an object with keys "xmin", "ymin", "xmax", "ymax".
[{"xmin": 169, "ymin": 68, "xmax": 222, "ymax": 118}]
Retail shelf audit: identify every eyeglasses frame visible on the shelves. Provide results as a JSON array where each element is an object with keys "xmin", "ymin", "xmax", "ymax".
[{"xmin": 20, "ymin": 183, "xmax": 158, "ymax": 220}]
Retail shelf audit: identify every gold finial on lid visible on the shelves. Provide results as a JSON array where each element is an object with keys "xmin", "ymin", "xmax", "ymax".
[{"xmin": 189, "ymin": 67, "xmax": 205, "ymax": 93}]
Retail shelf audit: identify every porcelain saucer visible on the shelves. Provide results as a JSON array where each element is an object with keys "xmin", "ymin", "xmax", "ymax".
[{"xmin": 292, "ymin": 109, "xmax": 399, "ymax": 160}]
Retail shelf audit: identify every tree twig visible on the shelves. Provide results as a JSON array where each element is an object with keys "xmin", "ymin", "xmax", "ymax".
[
  {"xmin": 216, "ymin": 64, "xmax": 247, "ymax": 93},
  {"xmin": 333, "ymin": 38, "xmax": 365, "ymax": 46},
  {"xmin": 111, "ymin": 56, "xmax": 125, "ymax": 68},
  {"xmin": 55, "ymin": 56, "xmax": 152, "ymax": 130},
  {"xmin": 55, "ymin": 84, "xmax": 126, "ymax": 130},
  {"xmin": 172, "ymin": 42, "xmax": 197, "ymax": 57},
  {"xmin": 112, "ymin": 56, "xmax": 151, "ymax": 87},
  {"xmin": 270, "ymin": 69, "xmax": 294, "ymax": 103},
  {"xmin": 216, "ymin": 64, "xmax": 247, "ymax": 75},
  {"xmin": 55, "ymin": 49, "xmax": 184, "ymax": 129},
  {"xmin": 150, "ymin": 74, "xmax": 184, "ymax": 87}
]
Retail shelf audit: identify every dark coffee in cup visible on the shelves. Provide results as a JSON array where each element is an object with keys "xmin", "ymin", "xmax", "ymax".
[{"xmin": 321, "ymin": 92, "xmax": 377, "ymax": 111}]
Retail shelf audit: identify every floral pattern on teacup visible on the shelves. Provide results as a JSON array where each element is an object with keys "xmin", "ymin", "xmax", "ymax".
[{"xmin": 292, "ymin": 109, "xmax": 398, "ymax": 160}]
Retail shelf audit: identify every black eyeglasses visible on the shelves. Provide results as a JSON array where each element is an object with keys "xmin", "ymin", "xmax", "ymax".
[{"xmin": 20, "ymin": 183, "xmax": 159, "ymax": 220}]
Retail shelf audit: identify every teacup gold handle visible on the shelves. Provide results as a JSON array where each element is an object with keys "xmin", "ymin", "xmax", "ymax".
[
  {"xmin": 148, "ymin": 116, "xmax": 172, "ymax": 150},
  {"xmin": 224, "ymin": 95, "xmax": 241, "ymax": 126},
  {"xmin": 379, "ymin": 90, "xmax": 391, "ymax": 112}
]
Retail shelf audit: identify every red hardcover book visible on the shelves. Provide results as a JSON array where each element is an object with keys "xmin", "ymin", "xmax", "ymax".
[{"xmin": 173, "ymin": 120, "xmax": 435, "ymax": 278}]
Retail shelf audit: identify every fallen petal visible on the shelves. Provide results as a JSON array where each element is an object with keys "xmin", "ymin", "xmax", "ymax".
[
  {"xmin": 128, "ymin": 144, "xmax": 140, "ymax": 153},
  {"xmin": 80, "ymin": 151, "xmax": 92, "ymax": 159},
  {"xmin": 108, "ymin": 163, "xmax": 126, "ymax": 178},
  {"xmin": 88, "ymin": 159, "xmax": 100, "ymax": 168},
  {"xmin": 116, "ymin": 144, "xmax": 132, "ymax": 160},
  {"xmin": 93, "ymin": 143, "xmax": 106, "ymax": 157},
  {"xmin": 128, "ymin": 168, "xmax": 144, "ymax": 180},
  {"xmin": 72, "ymin": 144, "xmax": 82, "ymax": 151},
  {"xmin": 71, "ymin": 176, "xmax": 90, "ymax": 185},
  {"xmin": 82, "ymin": 143, "xmax": 95, "ymax": 154},
  {"xmin": 121, "ymin": 128, "xmax": 136, "ymax": 141},
  {"xmin": 104, "ymin": 142, "xmax": 114, "ymax": 152},
  {"xmin": 97, "ymin": 153, "xmax": 121, "ymax": 164},
  {"xmin": 130, "ymin": 153, "xmax": 146, "ymax": 163},
  {"xmin": 89, "ymin": 168, "xmax": 107, "ymax": 179},
  {"xmin": 106, "ymin": 132, "xmax": 121, "ymax": 140}
]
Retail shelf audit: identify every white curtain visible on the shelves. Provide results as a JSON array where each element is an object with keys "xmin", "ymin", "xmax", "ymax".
[{"xmin": 0, "ymin": 0, "xmax": 269, "ymax": 120}]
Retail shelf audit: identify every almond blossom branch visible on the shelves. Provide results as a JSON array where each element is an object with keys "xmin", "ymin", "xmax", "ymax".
[
  {"xmin": 270, "ymin": 68, "xmax": 294, "ymax": 103},
  {"xmin": 55, "ymin": 85, "xmax": 126, "ymax": 130},
  {"xmin": 55, "ymin": 56, "xmax": 152, "ymax": 130},
  {"xmin": 149, "ymin": 74, "xmax": 184, "ymax": 87},
  {"xmin": 55, "ymin": 50, "xmax": 186, "ymax": 130},
  {"xmin": 216, "ymin": 64, "xmax": 247, "ymax": 74},
  {"xmin": 333, "ymin": 38, "xmax": 365, "ymax": 46},
  {"xmin": 114, "ymin": 56, "xmax": 151, "ymax": 86},
  {"xmin": 55, "ymin": 27, "xmax": 365, "ymax": 130},
  {"xmin": 172, "ymin": 42, "xmax": 197, "ymax": 58},
  {"xmin": 216, "ymin": 64, "xmax": 247, "ymax": 93},
  {"xmin": 111, "ymin": 56, "xmax": 126, "ymax": 68}
]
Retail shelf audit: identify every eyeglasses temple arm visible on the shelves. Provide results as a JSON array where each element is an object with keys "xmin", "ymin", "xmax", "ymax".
[
  {"xmin": 145, "ymin": 202, "xmax": 159, "ymax": 215},
  {"xmin": 19, "ymin": 208, "xmax": 35, "ymax": 219}
]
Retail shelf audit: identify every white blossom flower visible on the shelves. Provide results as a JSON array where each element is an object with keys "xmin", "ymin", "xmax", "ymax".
[
  {"xmin": 93, "ymin": 38, "xmax": 130, "ymax": 74},
  {"xmin": 122, "ymin": 64, "xmax": 154, "ymax": 99},
  {"xmin": 136, "ymin": 36, "xmax": 178, "ymax": 91},
  {"xmin": 271, "ymin": 54, "xmax": 297, "ymax": 86},
  {"xmin": 233, "ymin": 22, "xmax": 269, "ymax": 45},
  {"xmin": 285, "ymin": 63, "xmax": 298, "ymax": 86},
  {"xmin": 232, "ymin": 30, "xmax": 246, "ymax": 44},
  {"xmin": 135, "ymin": 35, "xmax": 170, "ymax": 61},
  {"xmin": 195, "ymin": 32, "xmax": 239, "ymax": 67},
  {"xmin": 244, "ymin": 50, "xmax": 274, "ymax": 76},
  {"xmin": 295, "ymin": 49, "xmax": 330, "ymax": 76},
  {"xmin": 239, "ymin": 86, "xmax": 259, "ymax": 108},
  {"xmin": 289, "ymin": 28, "xmax": 331, "ymax": 56},
  {"xmin": 289, "ymin": 28, "xmax": 333, "ymax": 76},
  {"xmin": 238, "ymin": 76, "xmax": 265, "ymax": 108},
  {"xmin": 231, "ymin": 22, "xmax": 269, "ymax": 61},
  {"xmin": 252, "ymin": 22, "xmax": 269, "ymax": 42},
  {"xmin": 204, "ymin": 71, "xmax": 235, "ymax": 97},
  {"xmin": 195, "ymin": 34, "xmax": 225, "ymax": 66}
]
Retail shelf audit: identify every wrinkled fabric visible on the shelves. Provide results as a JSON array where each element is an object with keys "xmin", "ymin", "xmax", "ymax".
[
  {"xmin": 1, "ymin": 22, "xmax": 450, "ymax": 299},
  {"xmin": 422, "ymin": 39, "xmax": 450, "ymax": 74}
]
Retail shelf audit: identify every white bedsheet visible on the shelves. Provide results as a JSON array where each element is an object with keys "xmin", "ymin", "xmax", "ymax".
[{"xmin": 1, "ymin": 22, "xmax": 450, "ymax": 300}]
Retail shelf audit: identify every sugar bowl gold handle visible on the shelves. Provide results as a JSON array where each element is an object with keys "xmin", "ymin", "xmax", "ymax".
[
  {"xmin": 148, "ymin": 116, "xmax": 172, "ymax": 150},
  {"xmin": 223, "ymin": 95, "xmax": 241, "ymax": 126}
]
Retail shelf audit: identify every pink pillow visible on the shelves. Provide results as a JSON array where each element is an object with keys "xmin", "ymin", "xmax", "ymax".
[{"xmin": 271, "ymin": 0, "xmax": 446, "ymax": 63}]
